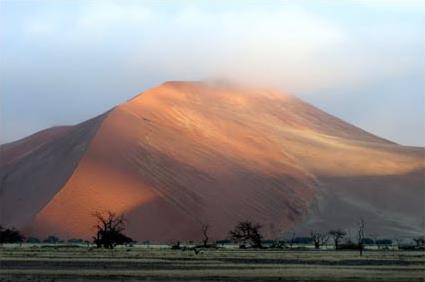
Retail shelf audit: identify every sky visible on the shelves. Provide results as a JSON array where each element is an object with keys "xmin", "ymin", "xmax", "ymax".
[{"xmin": 0, "ymin": 0, "xmax": 424, "ymax": 146}]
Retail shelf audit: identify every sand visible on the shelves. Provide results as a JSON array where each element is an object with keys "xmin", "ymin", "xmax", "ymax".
[{"xmin": 1, "ymin": 81, "xmax": 423, "ymax": 241}]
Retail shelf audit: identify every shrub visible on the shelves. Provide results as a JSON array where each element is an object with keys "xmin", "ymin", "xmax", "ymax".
[
  {"xmin": 26, "ymin": 237, "xmax": 41, "ymax": 243},
  {"xmin": 0, "ymin": 226, "xmax": 24, "ymax": 243},
  {"xmin": 43, "ymin": 235, "xmax": 61, "ymax": 244},
  {"xmin": 68, "ymin": 238, "xmax": 84, "ymax": 244}
]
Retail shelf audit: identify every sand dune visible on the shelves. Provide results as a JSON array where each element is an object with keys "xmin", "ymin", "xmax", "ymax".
[{"xmin": 0, "ymin": 81, "xmax": 423, "ymax": 241}]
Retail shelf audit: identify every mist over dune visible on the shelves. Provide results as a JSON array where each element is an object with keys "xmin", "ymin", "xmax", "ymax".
[{"xmin": 0, "ymin": 81, "xmax": 423, "ymax": 241}]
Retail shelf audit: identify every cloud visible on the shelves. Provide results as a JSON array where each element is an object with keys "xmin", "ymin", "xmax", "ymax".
[
  {"xmin": 128, "ymin": 3, "xmax": 422, "ymax": 95},
  {"xmin": 14, "ymin": 0, "xmax": 420, "ymax": 94},
  {"xmin": 75, "ymin": 1, "xmax": 153, "ymax": 40},
  {"xmin": 144, "ymin": 5, "xmax": 347, "ymax": 92}
]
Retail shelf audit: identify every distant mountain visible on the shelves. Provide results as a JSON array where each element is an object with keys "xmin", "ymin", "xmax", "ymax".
[{"xmin": 1, "ymin": 81, "xmax": 423, "ymax": 241}]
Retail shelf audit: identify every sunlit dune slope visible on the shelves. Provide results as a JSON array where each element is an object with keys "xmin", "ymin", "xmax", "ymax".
[{"xmin": 1, "ymin": 81, "xmax": 423, "ymax": 240}]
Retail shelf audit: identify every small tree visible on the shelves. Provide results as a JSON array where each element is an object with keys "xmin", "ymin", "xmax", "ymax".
[
  {"xmin": 92, "ymin": 211, "xmax": 133, "ymax": 249},
  {"xmin": 310, "ymin": 231, "xmax": 329, "ymax": 249},
  {"xmin": 329, "ymin": 229, "xmax": 346, "ymax": 250},
  {"xmin": 229, "ymin": 221, "xmax": 263, "ymax": 248},
  {"xmin": 201, "ymin": 224, "xmax": 209, "ymax": 247},
  {"xmin": 357, "ymin": 218, "xmax": 365, "ymax": 256}
]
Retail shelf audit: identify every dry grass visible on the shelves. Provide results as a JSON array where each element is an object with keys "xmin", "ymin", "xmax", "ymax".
[{"xmin": 0, "ymin": 245, "xmax": 424, "ymax": 281}]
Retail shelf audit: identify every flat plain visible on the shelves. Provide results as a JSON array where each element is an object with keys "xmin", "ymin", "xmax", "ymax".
[{"xmin": 0, "ymin": 245, "xmax": 424, "ymax": 281}]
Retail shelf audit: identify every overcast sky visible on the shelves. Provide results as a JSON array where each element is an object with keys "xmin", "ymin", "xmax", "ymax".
[{"xmin": 1, "ymin": 0, "xmax": 424, "ymax": 146}]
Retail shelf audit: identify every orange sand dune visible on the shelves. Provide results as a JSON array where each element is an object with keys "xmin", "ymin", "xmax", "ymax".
[{"xmin": 1, "ymin": 81, "xmax": 423, "ymax": 241}]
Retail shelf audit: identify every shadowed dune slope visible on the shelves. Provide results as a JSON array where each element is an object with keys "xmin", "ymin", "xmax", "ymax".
[
  {"xmin": 1, "ymin": 81, "xmax": 423, "ymax": 240},
  {"xmin": 0, "ymin": 114, "xmax": 106, "ymax": 233}
]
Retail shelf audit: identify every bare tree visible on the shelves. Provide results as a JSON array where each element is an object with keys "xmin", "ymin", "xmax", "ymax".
[
  {"xmin": 92, "ymin": 211, "xmax": 133, "ymax": 249},
  {"xmin": 329, "ymin": 229, "xmax": 346, "ymax": 250},
  {"xmin": 201, "ymin": 224, "xmax": 209, "ymax": 247},
  {"xmin": 310, "ymin": 231, "xmax": 329, "ymax": 249},
  {"xmin": 230, "ymin": 221, "xmax": 263, "ymax": 248},
  {"xmin": 357, "ymin": 218, "xmax": 365, "ymax": 256},
  {"xmin": 289, "ymin": 232, "xmax": 296, "ymax": 249},
  {"xmin": 394, "ymin": 238, "xmax": 403, "ymax": 250}
]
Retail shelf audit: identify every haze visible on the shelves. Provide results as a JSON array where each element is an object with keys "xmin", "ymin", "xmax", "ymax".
[{"xmin": 0, "ymin": 0, "xmax": 424, "ymax": 146}]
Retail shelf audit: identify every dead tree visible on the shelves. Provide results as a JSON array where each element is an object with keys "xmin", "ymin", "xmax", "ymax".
[
  {"xmin": 329, "ymin": 229, "xmax": 346, "ymax": 250},
  {"xmin": 310, "ymin": 231, "xmax": 329, "ymax": 249},
  {"xmin": 357, "ymin": 218, "xmax": 365, "ymax": 256},
  {"xmin": 230, "ymin": 221, "xmax": 263, "ymax": 248},
  {"xmin": 201, "ymin": 224, "xmax": 209, "ymax": 247},
  {"xmin": 92, "ymin": 211, "xmax": 133, "ymax": 249},
  {"xmin": 289, "ymin": 232, "xmax": 296, "ymax": 249}
]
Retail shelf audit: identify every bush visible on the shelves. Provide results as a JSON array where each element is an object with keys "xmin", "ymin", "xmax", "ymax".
[
  {"xmin": 338, "ymin": 242, "xmax": 360, "ymax": 250},
  {"xmin": 26, "ymin": 237, "xmax": 41, "ymax": 243},
  {"xmin": 413, "ymin": 236, "xmax": 425, "ymax": 248},
  {"xmin": 171, "ymin": 241, "xmax": 181, "ymax": 250},
  {"xmin": 262, "ymin": 240, "xmax": 286, "ymax": 248},
  {"xmin": 67, "ymin": 238, "xmax": 84, "ymax": 244},
  {"xmin": 43, "ymin": 235, "xmax": 62, "ymax": 244},
  {"xmin": 0, "ymin": 226, "xmax": 24, "ymax": 243},
  {"xmin": 293, "ymin": 237, "xmax": 313, "ymax": 244},
  {"xmin": 361, "ymin": 238, "xmax": 374, "ymax": 245},
  {"xmin": 216, "ymin": 239, "xmax": 232, "ymax": 245},
  {"xmin": 376, "ymin": 239, "xmax": 392, "ymax": 249},
  {"xmin": 400, "ymin": 245, "xmax": 414, "ymax": 250}
]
